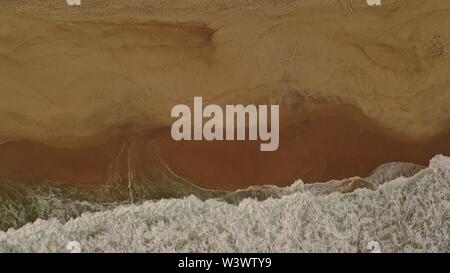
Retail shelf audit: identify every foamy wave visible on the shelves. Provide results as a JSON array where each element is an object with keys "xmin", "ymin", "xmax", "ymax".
[{"xmin": 0, "ymin": 155, "xmax": 448, "ymax": 253}]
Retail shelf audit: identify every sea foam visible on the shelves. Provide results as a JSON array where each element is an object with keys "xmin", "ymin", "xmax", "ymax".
[{"xmin": 0, "ymin": 155, "xmax": 449, "ymax": 253}]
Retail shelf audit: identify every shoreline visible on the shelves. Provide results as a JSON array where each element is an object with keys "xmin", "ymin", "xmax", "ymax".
[{"xmin": 0, "ymin": 104, "xmax": 449, "ymax": 190}]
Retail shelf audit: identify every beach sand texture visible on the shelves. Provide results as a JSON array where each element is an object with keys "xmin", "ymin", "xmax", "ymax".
[{"xmin": 0, "ymin": 0, "xmax": 449, "ymax": 189}]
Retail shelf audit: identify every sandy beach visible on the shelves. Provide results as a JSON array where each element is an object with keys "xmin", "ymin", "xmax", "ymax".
[
  {"xmin": 0, "ymin": 1, "xmax": 450, "ymax": 254},
  {"xmin": 0, "ymin": 0, "xmax": 449, "ymax": 189}
]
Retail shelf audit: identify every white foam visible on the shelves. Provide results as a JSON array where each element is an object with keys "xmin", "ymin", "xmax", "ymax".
[{"xmin": 0, "ymin": 155, "xmax": 449, "ymax": 253}]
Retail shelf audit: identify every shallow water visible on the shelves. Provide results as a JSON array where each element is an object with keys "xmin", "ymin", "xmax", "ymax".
[{"xmin": 0, "ymin": 155, "xmax": 448, "ymax": 252}]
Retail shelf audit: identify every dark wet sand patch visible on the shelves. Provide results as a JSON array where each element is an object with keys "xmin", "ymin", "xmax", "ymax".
[{"xmin": 0, "ymin": 106, "xmax": 449, "ymax": 190}]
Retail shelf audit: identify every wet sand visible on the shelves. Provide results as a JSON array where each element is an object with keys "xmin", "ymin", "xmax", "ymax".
[
  {"xmin": 158, "ymin": 111, "xmax": 450, "ymax": 189},
  {"xmin": 0, "ymin": 106, "xmax": 449, "ymax": 190},
  {"xmin": 0, "ymin": 138, "xmax": 123, "ymax": 186}
]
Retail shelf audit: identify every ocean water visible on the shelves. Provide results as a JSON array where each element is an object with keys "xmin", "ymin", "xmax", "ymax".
[{"xmin": 0, "ymin": 155, "xmax": 448, "ymax": 253}]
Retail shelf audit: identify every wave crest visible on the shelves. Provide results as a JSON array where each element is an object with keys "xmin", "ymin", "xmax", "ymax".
[{"xmin": 0, "ymin": 155, "xmax": 448, "ymax": 253}]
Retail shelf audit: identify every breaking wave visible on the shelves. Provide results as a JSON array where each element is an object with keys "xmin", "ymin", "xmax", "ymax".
[{"xmin": 0, "ymin": 155, "xmax": 448, "ymax": 253}]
